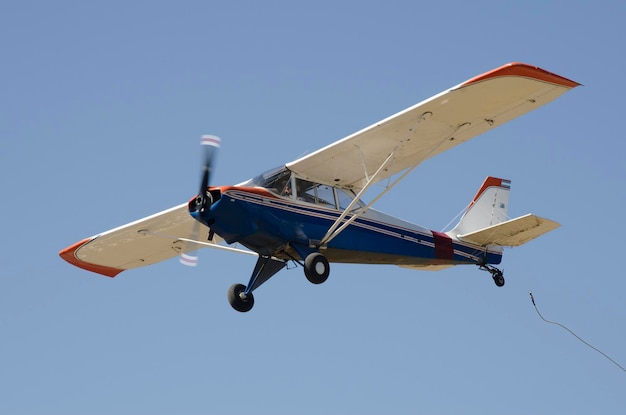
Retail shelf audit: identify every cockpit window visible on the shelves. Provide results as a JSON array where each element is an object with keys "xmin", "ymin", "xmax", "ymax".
[
  {"xmin": 295, "ymin": 179, "xmax": 338, "ymax": 208},
  {"xmin": 313, "ymin": 184, "xmax": 336, "ymax": 208},
  {"xmin": 294, "ymin": 178, "xmax": 317, "ymax": 203},
  {"xmin": 243, "ymin": 166, "xmax": 365, "ymax": 210}
]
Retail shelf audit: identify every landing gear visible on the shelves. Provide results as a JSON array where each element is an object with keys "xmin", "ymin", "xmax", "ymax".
[
  {"xmin": 479, "ymin": 264, "xmax": 505, "ymax": 287},
  {"xmin": 304, "ymin": 252, "xmax": 330, "ymax": 284},
  {"xmin": 226, "ymin": 256, "xmax": 287, "ymax": 312},
  {"xmin": 227, "ymin": 283, "xmax": 255, "ymax": 312},
  {"xmin": 226, "ymin": 252, "xmax": 329, "ymax": 312}
]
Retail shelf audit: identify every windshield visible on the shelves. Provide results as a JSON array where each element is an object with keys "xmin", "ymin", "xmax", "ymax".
[{"xmin": 241, "ymin": 166, "xmax": 291, "ymax": 194}]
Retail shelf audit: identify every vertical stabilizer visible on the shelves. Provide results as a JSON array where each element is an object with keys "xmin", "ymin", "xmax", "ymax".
[{"xmin": 451, "ymin": 177, "xmax": 510, "ymax": 237}]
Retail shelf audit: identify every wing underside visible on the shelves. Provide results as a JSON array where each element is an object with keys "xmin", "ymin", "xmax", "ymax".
[
  {"xmin": 287, "ymin": 63, "xmax": 579, "ymax": 189},
  {"xmin": 59, "ymin": 204, "xmax": 220, "ymax": 277}
]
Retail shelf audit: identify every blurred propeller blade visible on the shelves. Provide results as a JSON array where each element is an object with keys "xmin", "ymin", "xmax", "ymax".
[
  {"xmin": 181, "ymin": 134, "xmax": 221, "ymax": 266},
  {"xmin": 195, "ymin": 135, "xmax": 221, "ymax": 212},
  {"xmin": 180, "ymin": 252, "xmax": 199, "ymax": 267},
  {"xmin": 179, "ymin": 217, "xmax": 201, "ymax": 267}
]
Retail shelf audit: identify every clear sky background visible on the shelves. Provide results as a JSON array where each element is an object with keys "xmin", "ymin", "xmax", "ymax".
[{"xmin": 2, "ymin": 1, "xmax": 625, "ymax": 414}]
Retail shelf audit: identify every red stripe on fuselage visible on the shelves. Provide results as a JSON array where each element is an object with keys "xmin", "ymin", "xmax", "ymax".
[{"xmin": 432, "ymin": 231, "xmax": 454, "ymax": 260}]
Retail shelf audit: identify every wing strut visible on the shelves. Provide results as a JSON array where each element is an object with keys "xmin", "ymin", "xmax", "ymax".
[
  {"xmin": 176, "ymin": 238, "xmax": 259, "ymax": 256},
  {"xmin": 244, "ymin": 255, "xmax": 287, "ymax": 295},
  {"xmin": 319, "ymin": 158, "xmax": 417, "ymax": 247},
  {"xmin": 319, "ymin": 117, "xmax": 470, "ymax": 247}
]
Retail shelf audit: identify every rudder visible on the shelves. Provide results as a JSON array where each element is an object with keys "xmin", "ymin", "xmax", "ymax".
[{"xmin": 450, "ymin": 177, "xmax": 511, "ymax": 236}]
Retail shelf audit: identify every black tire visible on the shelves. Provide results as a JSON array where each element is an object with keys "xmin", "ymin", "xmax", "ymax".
[
  {"xmin": 227, "ymin": 283, "xmax": 254, "ymax": 312},
  {"xmin": 304, "ymin": 253, "xmax": 330, "ymax": 284},
  {"xmin": 493, "ymin": 272, "xmax": 505, "ymax": 287}
]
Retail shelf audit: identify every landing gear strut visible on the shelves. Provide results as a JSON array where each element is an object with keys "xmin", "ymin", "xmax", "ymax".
[
  {"xmin": 479, "ymin": 264, "xmax": 505, "ymax": 287},
  {"xmin": 226, "ymin": 252, "xmax": 330, "ymax": 313},
  {"xmin": 226, "ymin": 256, "xmax": 287, "ymax": 313}
]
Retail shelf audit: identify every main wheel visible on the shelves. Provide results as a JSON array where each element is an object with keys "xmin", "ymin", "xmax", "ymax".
[
  {"xmin": 492, "ymin": 271, "xmax": 505, "ymax": 287},
  {"xmin": 227, "ymin": 283, "xmax": 255, "ymax": 312},
  {"xmin": 304, "ymin": 253, "xmax": 330, "ymax": 284}
]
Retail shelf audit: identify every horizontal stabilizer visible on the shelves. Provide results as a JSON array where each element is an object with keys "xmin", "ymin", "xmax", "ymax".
[{"xmin": 456, "ymin": 214, "xmax": 560, "ymax": 247}]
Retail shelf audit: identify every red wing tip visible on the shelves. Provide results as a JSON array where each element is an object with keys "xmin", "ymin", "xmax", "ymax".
[
  {"xmin": 59, "ymin": 238, "xmax": 124, "ymax": 278},
  {"xmin": 462, "ymin": 62, "xmax": 581, "ymax": 88}
]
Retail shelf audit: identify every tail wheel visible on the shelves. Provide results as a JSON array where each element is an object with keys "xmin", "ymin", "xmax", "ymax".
[
  {"xmin": 493, "ymin": 271, "xmax": 505, "ymax": 287},
  {"xmin": 227, "ymin": 283, "xmax": 254, "ymax": 312},
  {"xmin": 479, "ymin": 264, "xmax": 505, "ymax": 288},
  {"xmin": 304, "ymin": 253, "xmax": 330, "ymax": 284}
]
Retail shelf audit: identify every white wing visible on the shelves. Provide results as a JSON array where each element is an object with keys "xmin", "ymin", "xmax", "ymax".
[
  {"xmin": 60, "ymin": 203, "xmax": 228, "ymax": 277},
  {"xmin": 287, "ymin": 62, "xmax": 579, "ymax": 189}
]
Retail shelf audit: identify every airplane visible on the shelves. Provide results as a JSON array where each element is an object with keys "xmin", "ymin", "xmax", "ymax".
[{"xmin": 59, "ymin": 62, "xmax": 579, "ymax": 312}]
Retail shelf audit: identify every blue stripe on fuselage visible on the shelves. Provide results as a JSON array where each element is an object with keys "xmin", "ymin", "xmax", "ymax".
[{"xmin": 203, "ymin": 189, "xmax": 502, "ymax": 265}]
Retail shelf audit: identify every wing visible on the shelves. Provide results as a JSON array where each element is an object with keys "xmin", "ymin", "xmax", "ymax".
[
  {"xmin": 59, "ymin": 203, "xmax": 221, "ymax": 277},
  {"xmin": 287, "ymin": 63, "xmax": 579, "ymax": 189}
]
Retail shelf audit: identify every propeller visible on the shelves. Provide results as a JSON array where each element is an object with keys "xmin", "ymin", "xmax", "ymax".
[
  {"xmin": 195, "ymin": 134, "xmax": 221, "ymax": 213},
  {"xmin": 180, "ymin": 134, "xmax": 221, "ymax": 267}
]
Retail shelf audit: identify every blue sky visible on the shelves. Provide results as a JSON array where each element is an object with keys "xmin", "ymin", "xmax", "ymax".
[{"xmin": 2, "ymin": 1, "xmax": 625, "ymax": 413}]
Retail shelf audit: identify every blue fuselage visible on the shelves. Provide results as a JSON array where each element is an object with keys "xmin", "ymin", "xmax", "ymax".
[{"xmin": 194, "ymin": 187, "xmax": 502, "ymax": 267}]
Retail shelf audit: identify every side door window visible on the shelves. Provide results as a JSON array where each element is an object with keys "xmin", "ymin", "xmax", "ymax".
[
  {"xmin": 295, "ymin": 179, "xmax": 317, "ymax": 204},
  {"xmin": 315, "ymin": 184, "xmax": 336, "ymax": 208},
  {"xmin": 294, "ymin": 179, "xmax": 337, "ymax": 208}
]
